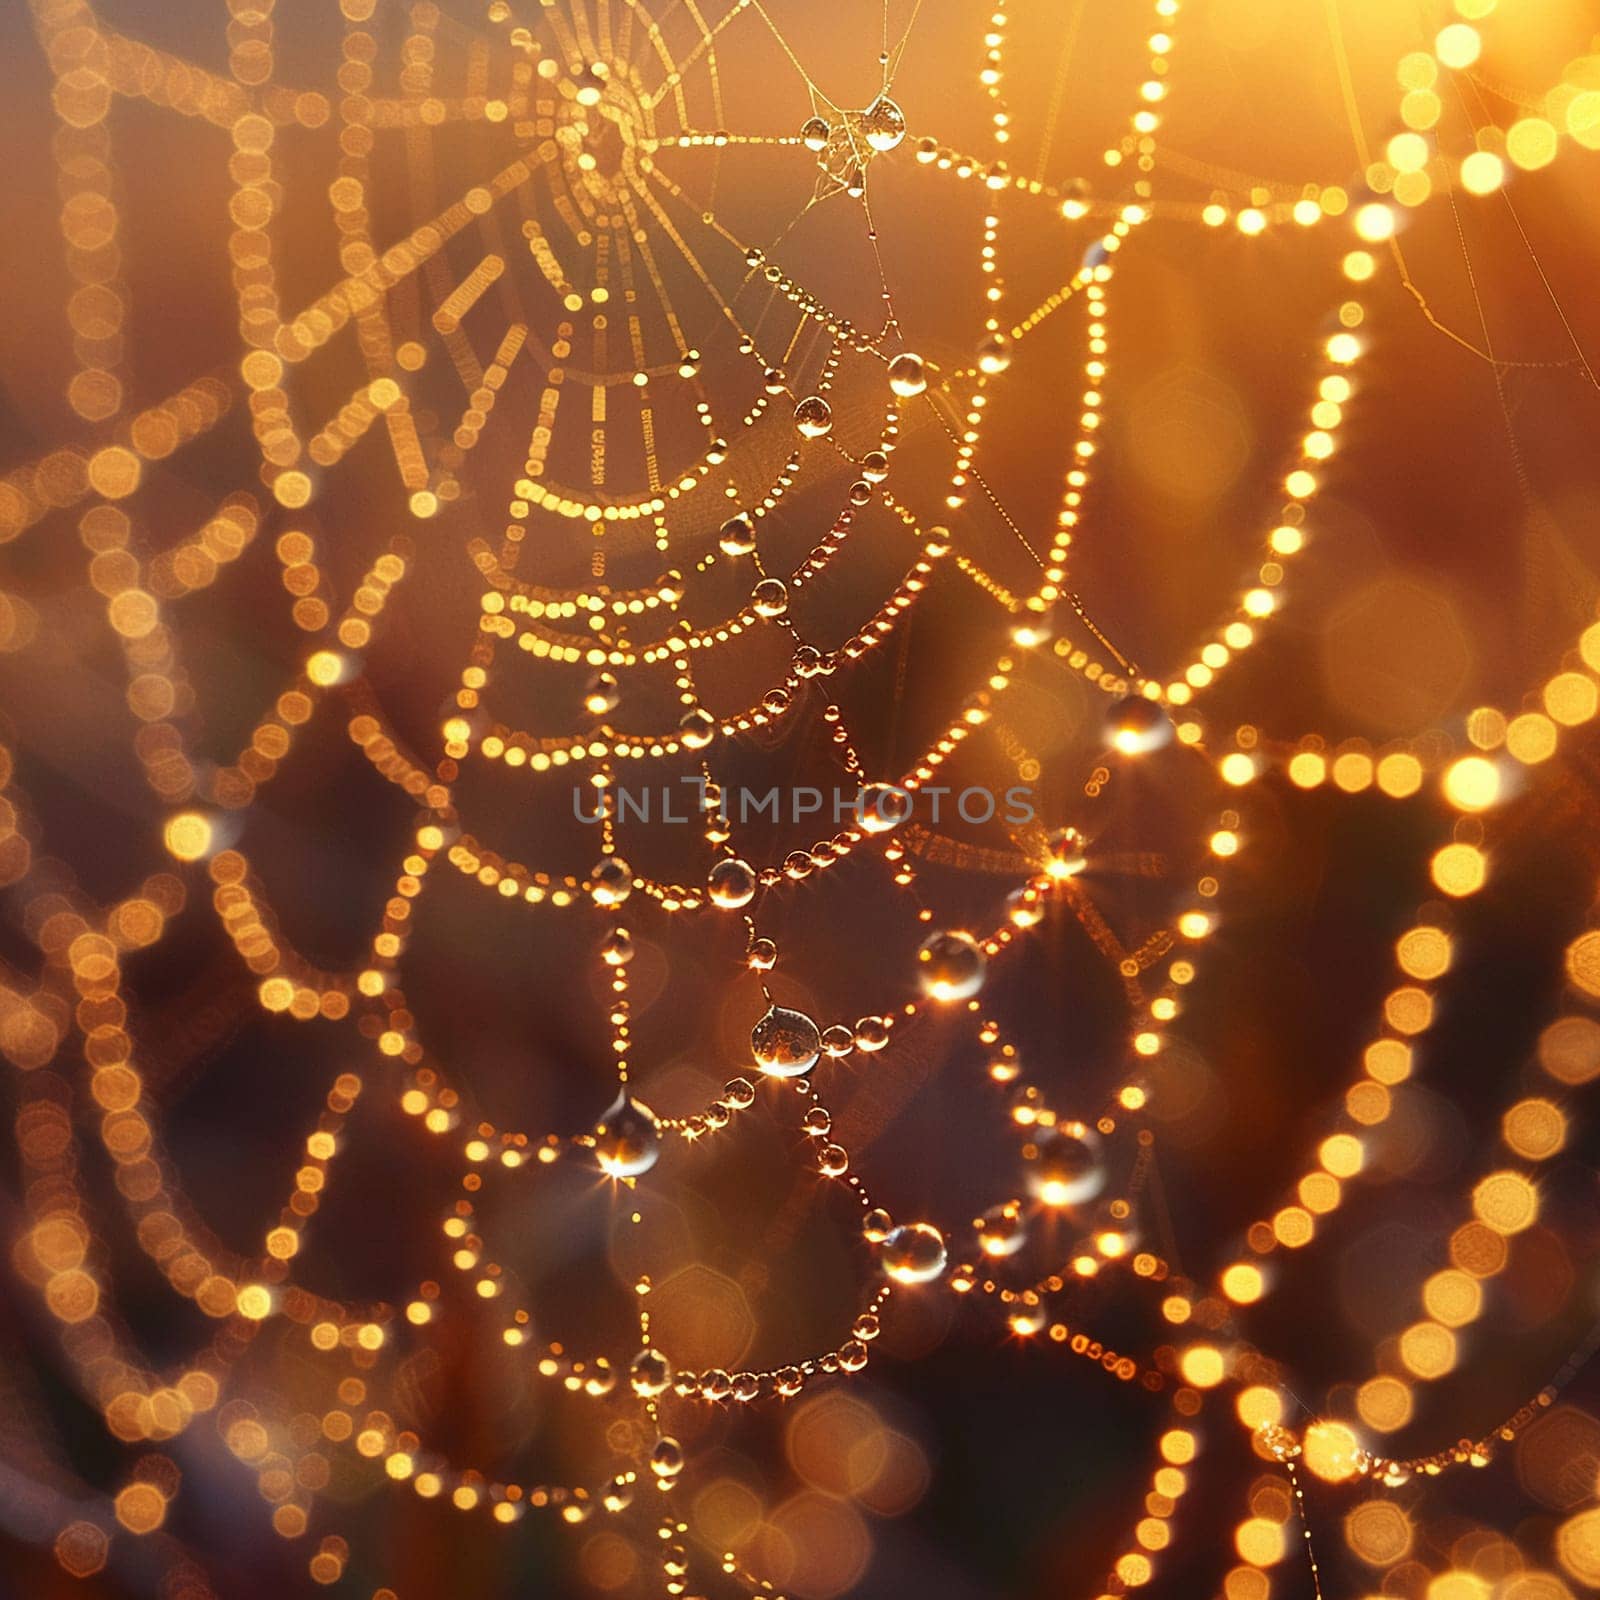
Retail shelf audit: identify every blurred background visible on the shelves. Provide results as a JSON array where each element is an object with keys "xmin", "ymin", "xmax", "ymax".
[{"xmin": 5, "ymin": 0, "xmax": 1600, "ymax": 1596}]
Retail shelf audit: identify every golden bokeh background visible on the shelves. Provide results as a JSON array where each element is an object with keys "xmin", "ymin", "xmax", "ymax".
[{"xmin": 5, "ymin": 0, "xmax": 1600, "ymax": 1597}]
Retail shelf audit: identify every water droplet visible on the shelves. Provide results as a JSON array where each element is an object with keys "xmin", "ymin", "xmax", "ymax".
[
  {"xmin": 1006, "ymin": 887, "xmax": 1043, "ymax": 927},
  {"xmin": 977, "ymin": 333, "xmax": 1012, "ymax": 374},
  {"xmin": 439, "ymin": 695, "xmax": 488, "ymax": 748},
  {"xmin": 601, "ymin": 928, "xmax": 635, "ymax": 965},
  {"xmin": 987, "ymin": 1050, "xmax": 1021, "ymax": 1083},
  {"xmin": 719, "ymin": 512, "xmax": 756, "ymax": 555},
  {"xmin": 1028, "ymin": 1121, "xmax": 1105, "ymax": 1207},
  {"xmin": 747, "ymin": 937, "xmax": 777, "ymax": 970},
  {"xmin": 818, "ymin": 1143, "xmax": 849, "ymax": 1176},
  {"xmin": 917, "ymin": 930, "xmax": 987, "ymax": 1002},
  {"xmin": 861, "ymin": 449, "xmax": 890, "ymax": 482},
  {"xmin": 861, "ymin": 95, "xmax": 906, "ymax": 152},
  {"xmin": 821, "ymin": 1024, "xmax": 855, "ymax": 1057},
  {"xmin": 887, "ymin": 351, "xmax": 926, "ymax": 398},
  {"xmin": 802, "ymin": 1107, "xmax": 832, "ymax": 1136},
  {"xmin": 976, "ymin": 1202, "xmax": 1027, "ymax": 1258},
  {"xmin": 723, "ymin": 1076, "xmax": 756, "ymax": 1109},
  {"xmin": 838, "ymin": 1339, "xmax": 869, "ymax": 1371},
  {"xmin": 602, "ymin": 1475, "xmax": 633, "ymax": 1512},
  {"xmin": 1106, "ymin": 693, "xmax": 1172, "ymax": 755},
  {"xmin": 793, "ymin": 395, "xmax": 833, "ymax": 439},
  {"xmin": 1011, "ymin": 603, "xmax": 1053, "ymax": 649},
  {"xmin": 751, "ymin": 1004, "xmax": 821, "ymax": 1077},
  {"xmin": 593, "ymin": 1092, "xmax": 661, "ymax": 1178},
  {"xmin": 584, "ymin": 671, "xmax": 620, "ymax": 715},
  {"xmin": 853, "ymin": 1016, "xmax": 890, "ymax": 1052},
  {"xmin": 858, "ymin": 781, "xmax": 910, "ymax": 834},
  {"xmin": 679, "ymin": 708, "xmax": 716, "ymax": 749},
  {"xmin": 793, "ymin": 644, "xmax": 825, "ymax": 677},
  {"xmin": 590, "ymin": 856, "xmax": 634, "ymax": 906},
  {"xmin": 1257, "ymin": 1424, "xmax": 1301, "ymax": 1462},
  {"xmin": 1046, "ymin": 826, "xmax": 1087, "ymax": 879},
  {"xmin": 763, "ymin": 366, "xmax": 787, "ymax": 393},
  {"xmin": 707, "ymin": 857, "xmax": 757, "ymax": 909},
  {"xmin": 881, "ymin": 1221, "xmax": 947, "ymax": 1284},
  {"xmin": 852, "ymin": 1311, "xmax": 881, "ymax": 1341},
  {"xmin": 800, "ymin": 115, "xmax": 830, "ymax": 151},
  {"xmin": 862, "ymin": 1208, "xmax": 893, "ymax": 1243},
  {"xmin": 752, "ymin": 577, "xmax": 789, "ymax": 617},
  {"xmin": 650, "ymin": 1436, "xmax": 685, "ymax": 1478}
]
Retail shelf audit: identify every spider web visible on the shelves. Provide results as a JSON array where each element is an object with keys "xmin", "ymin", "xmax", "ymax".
[{"xmin": 5, "ymin": 0, "xmax": 1600, "ymax": 1597}]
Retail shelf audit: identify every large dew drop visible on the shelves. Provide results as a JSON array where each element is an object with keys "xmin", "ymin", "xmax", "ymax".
[
  {"xmin": 917, "ymin": 930, "xmax": 987, "ymax": 1002},
  {"xmin": 861, "ymin": 95, "xmax": 906, "ymax": 153},
  {"xmin": 707, "ymin": 857, "xmax": 757, "ymax": 909},
  {"xmin": 592, "ymin": 1092, "xmax": 661, "ymax": 1179},
  {"xmin": 1106, "ymin": 693, "xmax": 1172, "ymax": 755},
  {"xmin": 751, "ymin": 1004, "xmax": 821, "ymax": 1077},
  {"xmin": 590, "ymin": 856, "xmax": 634, "ymax": 906},
  {"xmin": 887, "ymin": 351, "xmax": 927, "ymax": 398},
  {"xmin": 881, "ymin": 1221, "xmax": 947, "ymax": 1284},
  {"xmin": 1028, "ymin": 1121, "xmax": 1104, "ymax": 1208},
  {"xmin": 629, "ymin": 1346, "xmax": 672, "ymax": 1397},
  {"xmin": 793, "ymin": 395, "xmax": 833, "ymax": 439}
]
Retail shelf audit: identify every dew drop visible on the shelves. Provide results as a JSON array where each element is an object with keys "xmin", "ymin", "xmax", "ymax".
[
  {"xmin": 584, "ymin": 670, "xmax": 620, "ymax": 715},
  {"xmin": 751, "ymin": 577, "xmax": 789, "ymax": 617},
  {"xmin": 853, "ymin": 1016, "xmax": 890, "ymax": 1052},
  {"xmin": 881, "ymin": 1221, "xmax": 947, "ymax": 1284},
  {"xmin": 1028, "ymin": 1121, "xmax": 1105, "ymax": 1208},
  {"xmin": 751, "ymin": 1004, "xmax": 821, "ymax": 1077},
  {"xmin": 793, "ymin": 395, "xmax": 833, "ymax": 439},
  {"xmin": 977, "ymin": 332, "xmax": 1012, "ymax": 374},
  {"xmin": 1046, "ymin": 826, "xmax": 1087, "ymax": 879},
  {"xmin": 917, "ymin": 930, "xmax": 987, "ymax": 1002},
  {"xmin": 1106, "ymin": 693, "xmax": 1172, "ymax": 755},
  {"xmin": 858, "ymin": 781, "xmax": 910, "ymax": 834},
  {"xmin": 590, "ymin": 856, "xmax": 634, "ymax": 906},
  {"xmin": 707, "ymin": 857, "xmax": 757, "ymax": 909},
  {"xmin": 593, "ymin": 1092, "xmax": 661, "ymax": 1179},
  {"xmin": 679, "ymin": 707, "xmax": 716, "ymax": 749},
  {"xmin": 887, "ymin": 351, "xmax": 927, "ymax": 398},
  {"xmin": 818, "ymin": 1143, "xmax": 849, "ymax": 1176},
  {"xmin": 976, "ymin": 1202, "xmax": 1027, "ymax": 1258},
  {"xmin": 719, "ymin": 511, "xmax": 756, "ymax": 556},
  {"xmin": 861, "ymin": 95, "xmax": 906, "ymax": 153}
]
